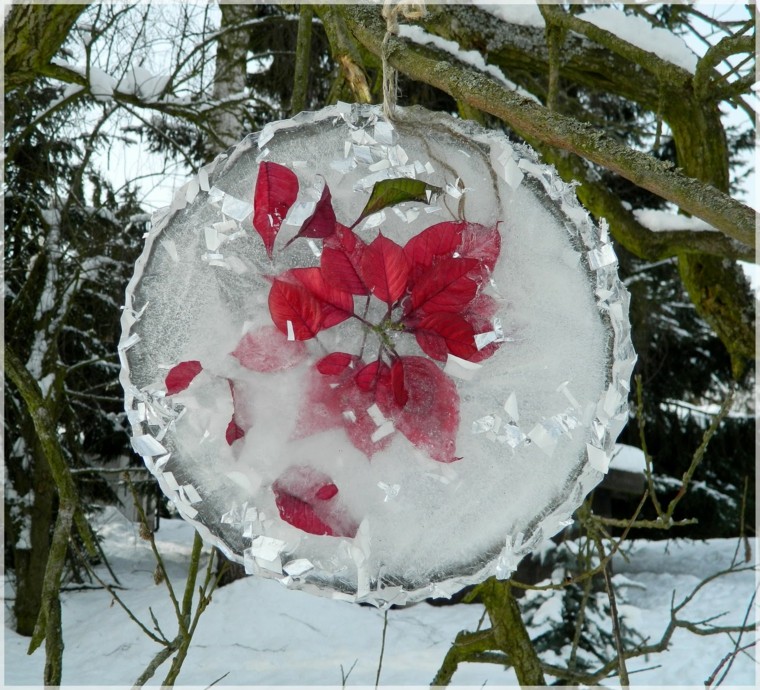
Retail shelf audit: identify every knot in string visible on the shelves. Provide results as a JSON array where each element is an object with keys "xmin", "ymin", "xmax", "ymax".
[{"xmin": 381, "ymin": 0, "xmax": 426, "ymax": 121}]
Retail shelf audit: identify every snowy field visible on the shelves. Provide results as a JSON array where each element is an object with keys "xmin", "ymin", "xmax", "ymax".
[{"xmin": 4, "ymin": 508, "xmax": 757, "ymax": 688}]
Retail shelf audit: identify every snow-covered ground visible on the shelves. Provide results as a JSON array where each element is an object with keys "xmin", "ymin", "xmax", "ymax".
[{"xmin": 4, "ymin": 508, "xmax": 757, "ymax": 688}]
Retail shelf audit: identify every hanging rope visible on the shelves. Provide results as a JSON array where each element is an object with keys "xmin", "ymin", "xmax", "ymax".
[{"xmin": 381, "ymin": 0, "xmax": 426, "ymax": 121}]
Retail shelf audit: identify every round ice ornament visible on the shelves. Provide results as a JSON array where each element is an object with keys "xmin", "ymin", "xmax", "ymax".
[{"xmin": 119, "ymin": 104, "xmax": 636, "ymax": 605}]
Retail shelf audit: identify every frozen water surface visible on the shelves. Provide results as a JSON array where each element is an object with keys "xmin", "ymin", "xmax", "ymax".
[{"xmin": 120, "ymin": 104, "xmax": 634, "ymax": 604}]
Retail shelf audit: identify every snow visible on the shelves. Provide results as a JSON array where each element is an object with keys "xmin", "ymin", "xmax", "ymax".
[
  {"xmin": 477, "ymin": 4, "xmax": 698, "ymax": 74},
  {"xmin": 398, "ymin": 24, "xmax": 540, "ymax": 102},
  {"xmin": 577, "ymin": 8, "xmax": 698, "ymax": 74},
  {"xmin": 610, "ymin": 443, "xmax": 646, "ymax": 474},
  {"xmin": 4, "ymin": 508, "xmax": 756, "ymax": 687},
  {"xmin": 117, "ymin": 65, "xmax": 169, "ymax": 101},
  {"xmin": 634, "ymin": 208, "xmax": 717, "ymax": 233},
  {"xmin": 478, "ymin": 2, "xmax": 545, "ymax": 28}
]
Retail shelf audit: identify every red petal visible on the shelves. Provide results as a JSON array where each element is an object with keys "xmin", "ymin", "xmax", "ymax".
[
  {"xmin": 377, "ymin": 356, "xmax": 460, "ymax": 463},
  {"xmin": 390, "ymin": 359, "xmax": 408, "ymax": 407},
  {"xmin": 275, "ymin": 492, "xmax": 335, "ymax": 536},
  {"xmin": 458, "ymin": 222, "xmax": 501, "ymax": 278},
  {"xmin": 465, "ymin": 294, "xmax": 503, "ymax": 363},
  {"xmin": 287, "ymin": 183, "xmax": 337, "ymax": 247},
  {"xmin": 268, "ymin": 278, "xmax": 323, "ymax": 340},
  {"xmin": 321, "ymin": 247, "xmax": 367, "ymax": 295},
  {"xmin": 273, "ymin": 466, "xmax": 357, "ymax": 537},
  {"xmin": 322, "ymin": 225, "xmax": 368, "ymax": 295},
  {"xmin": 316, "ymin": 352, "xmax": 356, "ymax": 375},
  {"xmin": 355, "ymin": 359, "xmax": 390, "ymax": 392},
  {"xmin": 290, "ymin": 267, "xmax": 353, "ymax": 328},
  {"xmin": 231, "ymin": 326, "xmax": 307, "ymax": 372},
  {"xmin": 315, "ymin": 483, "xmax": 339, "ymax": 500},
  {"xmin": 361, "ymin": 234, "xmax": 410, "ymax": 305},
  {"xmin": 414, "ymin": 312, "xmax": 478, "ymax": 361},
  {"xmin": 293, "ymin": 367, "xmax": 392, "ymax": 459},
  {"xmin": 165, "ymin": 360, "xmax": 202, "ymax": 395},
  {"xmin": 340, "ymin": 382, "xmax": 393, "ymax": 458},
  {"xmin": 408, "ymin": 257, "xmax": 479, "ymax": 314},
  {"xmin": 225, "ymin": 418, "xmax": 245, "ymax": 445},
  {"xmin": 253, "ymin": 162, "xmax": 299, "ymax": 258},
  {"xmin": 404, "ymin": 220, "xmax": 464, "ymax": 279},
  {"xmin": 228, "ymin": 379, "xmax": 254, "ymax": 437}
]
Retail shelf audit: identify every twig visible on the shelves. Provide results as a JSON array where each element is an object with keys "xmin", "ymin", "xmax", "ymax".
[
  {"xmin": 706, "ymin": 641, "xmax": 757, "ymax": 688},
  {"xmin": 204, "ymin": 671, "xmax": 231, "ymax": 689},
  {"xmin": 161, "ymin": 532, "xmax": 205, "ymax": 686},
  {"xmin": 340, "ymin": 659, "xmax": 358, "ymax": 687},
  {"xmin": 663, "ymin": 388, "xmax": 735, "ymax": 520},
  {"xmin": 731, "ymin": 475, "xmax": 751, "ymax": 567},
  {"xmin": 124, "ymin": 473, "xmax": 185, "ymax": 631},
  {"xmin": 708, "ymin": 588, "xmax": 757, "ymax": 687},
  {"xmin": 594, "ymin": 536, "xmax": 629, "ymax": 687},
  {"xmin": 635, "ymin": 375, "xmax": 664, "ymax": 515},
  {"xmin": 375, "ymin": 609, "xmax": 389, "ymax": 689},
  {"xmin": 72, "ymin": 542, "xmax": 168, "ymax": 646}
]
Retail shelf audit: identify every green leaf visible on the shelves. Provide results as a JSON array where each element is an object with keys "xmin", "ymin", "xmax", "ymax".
[{"xmin": 351, "ymin": 178, "xmax": 442, "ymax": 229}]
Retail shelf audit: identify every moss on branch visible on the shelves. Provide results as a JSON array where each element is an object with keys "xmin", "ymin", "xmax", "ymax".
[{"xmin": 4, "ymin": 4, "xmax": 88, "ymax": 93}]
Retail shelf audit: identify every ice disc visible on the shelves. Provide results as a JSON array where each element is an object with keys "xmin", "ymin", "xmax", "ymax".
[{"xmin": 119, "ymin": 104, "xmax": 635, "ymax": 605}]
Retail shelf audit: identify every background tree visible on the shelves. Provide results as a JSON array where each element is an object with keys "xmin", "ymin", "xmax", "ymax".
[{"xmin": 4, "ymin": 2, "xmax": 755, "ymax": 686}]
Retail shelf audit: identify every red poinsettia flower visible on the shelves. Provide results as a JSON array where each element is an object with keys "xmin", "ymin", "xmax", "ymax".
[
  {"xmin": 165, "ymin": 162, "xmax": 507, "ymax": 536},
  {"xmin": 252, "ymin": 163, "xmax": 504, "ymax": 463}
]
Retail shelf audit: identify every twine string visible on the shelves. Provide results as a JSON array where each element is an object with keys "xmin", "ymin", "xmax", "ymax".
[{"xmin": 381, "ymin": 0, "xmax": 426, "ymax": 121}]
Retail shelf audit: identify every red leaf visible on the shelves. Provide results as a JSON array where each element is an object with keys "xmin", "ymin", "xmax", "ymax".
[
  {"xmin": 231, "ymin": 325, "xmax": 307, "ymax": 372},
  {"xmin": 165, "ymin": 360, "xmax": 202, "ymax": 395},
  {"xmin": 414, "ymin": 312, "xmax": 478, "ymax": 361},
  {"xmin": 292, "ymin": 365, "xmax": 385, "ymax": 458},
  {"xmin": 361, "ymin": 234, "xmax": 410, "ymax": 305},
  {"xmin": 253, "ymin": 162, "xmax": 299, "ymax": 258},
  {"xmin": 315, "ymin": 483, "xmax": 339, "ymax": 500},
  {"xmin": 403, "ymin": 220, "xmax": 464, "ymax": 285},
  {"xmin": 226, "ymin": 418, "xmax": 245, "ymax": 445},
  {"xmin": 377, "ymin": 356, "xmax": 460, "ymax": 463},
  {"xmin": 274, "ymin": 492, "xmax": 336, "ymax": 536},
  {"xmin": 286, "ymin": 183, "xmax": 337, "ymax": 247},
  {"xmin": 227, "ymin": 379, "xmax": 254, "ymax": 437},
  {"xmin": 273, "ymin": 466, "xmax": 359, "ymax": 537},
  {"xmin": 268, "ymin": 278, "xmax": 323, "ymax": 340},
  {"xmin": 340, "ymin": 382, "xmax": 393, "ymax": 458},
  {"xmin": 355, "ymin": 359, "xmax": 390, "ymax": 392},
  {"xmin": 316, "ymin": 352, "xmax": 356, "ymax": 375},
  {"xmin": 322, "ymin": 225, "xmax": 369, "ymax": 295},
  {"xmin": 290, "ymin": 267, "xmax": 353, "ymax": 329},
  {"xmin": 465, "ymin": 294, "xmax": 503, "ymax": 363},
  {"xmin": 390, "ymin": 358, "xmax": 408, "ymax": 407},
  {"xmin": 458, "ymin": 222, "xmax": 501, "ymax": 278},
  {"xmin": 408, "ymin": 257, "xmax": 479, "ymax": 314}
]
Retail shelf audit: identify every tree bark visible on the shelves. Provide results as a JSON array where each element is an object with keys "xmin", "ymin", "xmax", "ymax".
[
  {"xmin": 666, "ymin": 101, "xmax": 755, "ymax": 377},
  {"xmin": 338, "ymin": 4, "xmax": 755, "ymax": 249},
  {"xmin": 4, "ymin": 3, "xmax": 88, "ymax": 93},
  {"xmin": 207, "ymin": 3, "xmax": 255, "ymax": 153},
  {"xmin": 480, "ymin": 579, "xmax": 546, "ymax": 686}
]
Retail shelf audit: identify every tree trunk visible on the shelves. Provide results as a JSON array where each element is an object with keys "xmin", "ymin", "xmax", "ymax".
[
  {"xmin": 13, "ymin": 453, "xmax": 56, "ymax": 636},
  {"xmin": 667, "ymin": 101, "xmax": 755, "ymax": 378},
  {"xmin": 206, "ymin": 3, "xmax": 255, "ymax": 154}
]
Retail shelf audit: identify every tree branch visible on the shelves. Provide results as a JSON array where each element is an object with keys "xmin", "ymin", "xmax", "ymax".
[
  {"xmin": 694, "ymin": 34, "xmax": 755, "ymax": 100},
  {"xmin": 315, "ymin": 4, "xmax": 372, "ymax": 104},
  {"xmin": 340, "ymin": 4, "xmax": 755, "ymax": 249},
  {"xmin": 4, "ymin": 3, "xmax": 89, "ymax": 93},
  {"xmin": 290, "ymin": 4, "xmax": 314, "ymax": 116}
]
